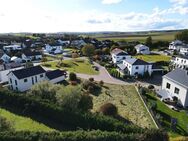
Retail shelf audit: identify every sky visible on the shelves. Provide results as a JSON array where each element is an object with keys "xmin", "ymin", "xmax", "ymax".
[{"xmin": 0, "ymin": 0, "xmax": 188, "ymax": 33}]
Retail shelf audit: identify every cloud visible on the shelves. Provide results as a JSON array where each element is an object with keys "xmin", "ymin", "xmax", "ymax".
[
  {"xmin": 170, "ymin": 0, "xmax": 188, "ymax": 5},
  {"xmin": 87, "ymin": 19, "xmax": 111, "ymax": 24},
  {"xmin": 101, "ymin": 0, "xmax": 122, "ymax": 5}
]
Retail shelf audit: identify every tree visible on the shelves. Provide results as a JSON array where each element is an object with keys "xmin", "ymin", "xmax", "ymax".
[
  {"xmin": 72, "ymin": 52, "xmax": 79, "ymax": 60},
  {"xmin": 56, "ymin": 87, "xmax": 82, "ymax": 111},
  {"xmin": 27, "ymin": 81, "xmax": 60, "ymax": 102},
  {"xmin": 41, "ymin": 57, "xmax": 47, "ymax": 64},
  {"xmin": 145, "ymin": 36, "xmax": 152, "ymax": 48},
  {"xmin": 175, "ymin": 30, "xmax": 188, "ymax": 43},
  {"xmin": 78, "ymin": 93, "xmax": 93, "ymax": 111},
  {"xmin": 69, "ymin": 72, "xmax": 77, "ymax": 81},
  {"xmin": 81, "ymin": 44, "xmax": 95, "ymax": 57},
  {"xmin": 25, "ymin": 61, "xmax": 34, "ymax": 68},
  {"xmin": 102, "ymin": 48, "xmax": 110, "ymax": 55}
]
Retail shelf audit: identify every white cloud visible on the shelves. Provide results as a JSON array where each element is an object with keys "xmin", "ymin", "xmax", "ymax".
[
  {"xmin": 101, "ymin": 0, "xmax": 122, "ymax": 5},
  {"xmin": 170, "ymin": 0, "xmax": 188, "ymax": 5}
]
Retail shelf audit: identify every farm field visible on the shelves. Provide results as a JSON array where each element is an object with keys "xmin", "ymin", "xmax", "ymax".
[
  {"xmin": 93, "ymin": 32, "xmax": 177, "ymax": 42},
  {"xmin": 134, "ymin": 54, "xmax": 171, "ymax": 62},
  {"xmin": 92, "ymin": 84, "xmax": 156, "ymax": 128},
  {"xmin": 43, "ymin": 59, "xmax": 99, "ymax": 75},
  {"xmin": 0, "ymin": 108, "xmax": 53, "ymax": 132}
]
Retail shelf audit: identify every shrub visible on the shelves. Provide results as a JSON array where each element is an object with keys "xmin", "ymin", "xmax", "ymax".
[
  {"xmin": 0, "ymin": 116, "xmax": 13, "ymax": 132},
  {"xmin": 99, "ymin": 103, "xmax": 118, "ymax": 117},
  {"xmin": 78, "ymin": 94, "xmax": 93, "ymax": 111},
  {"xmin": 69, "ymin": 72, "xmax": 77, "ymax": 81},
  {"xmin": 99, "ymin": 80, "xmax": 104, "ymax": 87},
  {"xmin": 139, "ymin": 87, "xmax": 147, "ymax": 95},
  {"xmin": 148, "ymin": 85, "xmax": 155, "ymax": 90},
  {"xmin": 89, "ymin": 77, "xmax": 94, "ymax": 82}
]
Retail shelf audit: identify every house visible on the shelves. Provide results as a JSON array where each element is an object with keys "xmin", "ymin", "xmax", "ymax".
[
  {"xmin": 71, "ymin": 40, "xmax": 86, "ymax": 48},
  {"xmin": 158, "ymin": 68, "xmax": 188, "ymax": 107},
  {"xmin": 10, "ymin": 56, "xmax": 22, "ymax": 64},
  {"xmin": 180, "ymin": 45, "xmax": 188, "ymax": 56},
  {"xmin": 117, "ymin": 58, "xmax": 153, "ymax": 76},
  {"xmin": 135, "ymin": 44, "xmax": 150, "ymax": 55},
  {"xmin": 0, "ymin": 53, "xmax": 10, "ymax": 63},
  {"xmin": 46, "ymin": 69, "xmax": 67, "ymax": 84},
  {"xmin": 169, "ymin": 40, "xmax": 184, "ymax": 51},
  {"xmin": 22, "ymin": 52, "xmax": 42, "ymax": 62},
  {"xmin": 58, "ymin": 39, "xmax": 70, "ymax": 46},
  {"xmin": 3, "ymin": 44, "xmax": 25, "ymax": 52},
  {"xmin": 44, "ymin": 44, "xmax": 63, "ymax": 54},
  {"xmin": 8, "ymin": 66, "xmax": 66, "ymax": 92},
  {"xmin": 171, "ymin": 55, "xmax": 188, "ymax": 69},
  {"xmin": 111, "ymin": 48, "xmax": 131, "ymax": 64}
]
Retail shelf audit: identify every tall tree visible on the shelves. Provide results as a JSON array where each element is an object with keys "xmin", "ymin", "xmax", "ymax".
[
  {"xmin": 175, "ymin": 30, "xmax": 188, "ymax": 43},
  {"xmin": 81, "ymin": 44, "xmax": 95, "ymax": 57},
  {"xmin": 145, "ymin": 36, "xmax": 152, "ymax": 47}
]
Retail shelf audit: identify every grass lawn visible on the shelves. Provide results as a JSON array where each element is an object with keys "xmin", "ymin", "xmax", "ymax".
[
  {"xmin": 143, "ymin": 92, "xmax": 188, "ymax": 138},
  {"xmin": 92, "ymin": 84, "xmax": 156, "ymax": 128},
  {"xmin": 0, "ymin": 108, "xmax": 54, "ymax": 132},
  {"xmin": 43, "ymin": 59, "xmax": 99, "ymax": 75},
  {"xmin": 134, "ymin": 54, "xmax": 171, "ymax": 62}
]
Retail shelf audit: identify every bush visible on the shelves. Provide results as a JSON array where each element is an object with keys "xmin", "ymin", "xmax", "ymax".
[
  {"xmin": 69, "ymin": 72, "xmax": 77, "ymax": 81},
  {"xmin": 0, "ymin": 116, "xmax": 13, "ymax": 132},
  {"xmin": 99, "ymin": 103, "xmax": 118, "ymax": 117},
  {"xmin": 139, "ymin": 87, "xmax": 147, "ymax": 95},
  {"xmin": 148, "ymin": 85, "xmax": 155, "ymax": 90},
  {"xmin": 99, "ymin": 80, "xmax": 104, "ymax": 87},
  {"xmin": 89, "ymin": 77, "xmax": 94, "ymax": 82}
]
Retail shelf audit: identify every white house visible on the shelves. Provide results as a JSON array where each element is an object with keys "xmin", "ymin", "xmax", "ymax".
[
  {"xmin": 8, "ymin": 66, "xmax": 66, "ymax": 92},
  {"xmin": 58, "ymin": 39, "xmax": 70, "ymax": 46},
  {"xmin": 45, "ymin": 44, "xmax": 63, "ymax": 54},
  {"xmin": 22, "ymin": 52, "xmax": 42, "ymax": 62},
  {"xmin": 158, "ymin": 68, "xmax": 188, "ymax": 107},
  {"xmin": 171, "ymin": 56, "xmax": 188, "ymax": 69},
  {"xmin": 180, "ymin": 45, "xmax": 188, "ymax": 56},
  {"xmin": 135, "ymin": 44, "xmax": 150, "ymax": 55},
  {"xmin": 3, "ymin": 44, "xmax": 23, "ymax": 52},
  {"xmin": 117, "ymin": 58, "xmax": 153, "ymax": 76},
  {"xmin": 111, "ymin": 48, "xmax": 131, "ymax": 64},
  {"xmin": 71, "ymin": 40, "xmax": 86, "ymax": 48},
  {"xmin": 10, "ymin": 56, "xmax": 22, "ymax": 64},
  {"xmin": 169, "ymin": 40, "xmax": 184, "ymax": 51},
  {"xmin": 0, "ymin": 53, "xmax": 11, "ymax": 63}
]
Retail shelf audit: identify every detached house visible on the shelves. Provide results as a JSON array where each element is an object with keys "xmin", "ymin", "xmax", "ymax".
[
  {"xmin": 22, "ymin": 52, "xmax": 42, "ymax": 62},
  {"xmin": 171, "ymin": 55, "xmax": 188, "ymax": 69},
  {"xmin": 8, "ymin": 66, "xmax": 66, "ymax": 92},
  {"xmin": 158, "ymin": 68, "xmax": 188, "ymax": 107},
  {"xmin": 169, "ymin": 40, "xmax": 184, "ymax": 51},
  {"xmin": 180, "ymin": 45, "xmax": 188, "ymax": 56},
  {"xmin": 0, "ymin": 53, "xmax": 10, "ymax": 63},
  {"xmin": 117, "ymin": 58, "xmax": 152, "ymax": 76},
  {"xmin": 111, "ymin": 48, "xmax": 131, "ymax": 64},
  {"xmin": 45, "ymin": 44, "xmax": 63, "ymax": 54},
  {"xmin": 135, "ymin": 44, "xmax": 150, "ymax": 55}
]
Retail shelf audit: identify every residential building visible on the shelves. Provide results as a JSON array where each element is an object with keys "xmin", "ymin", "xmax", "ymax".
[
  {"xmin": 158, "ymin": 68, "xmax": 188, "ymax": 107},
  {"xmin": 171, "ymin": 55, "xmax": 188, "ymax": 69},
  {"xmin": 10, "ymin": 56, "xmax": 22, "ymax": 64},
  {"xmin": 0, "ymin": 59, "xmax": 5, "ymax": 71},
  {"xmin": 3, "ymin": 43, "xmax": 25, "ymax": 52},
  {"xmin": 0, "ymin": 53, "xmax": 10, "ymax": 63},
  {"xmin": 111, "ymin": 48, "xmax": 131, "ymax": 64},
  {"xmin": 135, "ymin": 44, "xmax": 150, "ymax": 54},
  {"xmin": 117, "ymin": 58, "xmax": 152, "ymax": 76},
  {"xmin": 22, "ymin": 51, "xmax": 42, "ymax": 62},
  {"xmin": 71, "ymin": 40, "xmax": 86, "ymax": 48},
  {"xmin": 180, "ymin": 45, "xmax": 188, "ymax": 56},
  {"xmin": 44, "ymin": 44, "xmax": 63, "ymax": 54},
  {"xmin": 8, "ymin": 66, "xmax": 66, "ymax": 92},
  {"xmin": 169, "ymin": 40, "xmax": 184, "ymax": 51}
]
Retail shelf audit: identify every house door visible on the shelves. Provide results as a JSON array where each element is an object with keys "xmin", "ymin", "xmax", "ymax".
[{"xmin": 32, "ymin": 77, "xmax": 34, "ymax": 85}]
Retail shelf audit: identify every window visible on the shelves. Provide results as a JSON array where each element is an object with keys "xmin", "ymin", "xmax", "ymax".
[
  {"xmin": 35, "ymin": 76, "xmax": 38, "ymax": 83},
  {"xmin": 123, "ymin": 57, "xmax": 126, "ymax": 59},
  {"xmin": 166, "ymin": 83, "xmax": 171, "ymax": 89},
  {"xmin": 136, "ymin": 66, "xmax": 139, "ymax": 69},
  {"xmin": 40, "ymin": 74, "xmax": 43, "ymax": 78},
  {"xmin": 15, "ymin": 80, "xmax": 17, "ymax": 85},
  {"xmin": 24, "ymin": 79, "xmax": 27, "ymax": 82},
  {"xmin": 16, "ymin": 87, "xmax": 18, "ymax": 91},
  {"xmin": 10, "ymin": 78, "xmax": 12, "ymax": 84},
  {"xmin": 174, "ymin": 87, "xmax": 180, "ymax": 94}
]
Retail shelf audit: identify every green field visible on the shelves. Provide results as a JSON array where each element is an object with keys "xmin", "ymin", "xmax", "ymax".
[
  {"xmin": 43, "ymin": 59, "xmax": 98, "ymax": 75},
  {"xmin": 92, "ymin": 84, "xmax": 156, "ymax": 128},
  {"xmin": 135, "ymin": 54, "xmax": 171, "ymax": 62},
  {"xmin": 0, "ymin": 108, "xmax": 53, "ymax": 131},
  {"xmin": 93, "ymin": 32, "xmax": 177, "ymax": 42},
  {"xmin": 144, "ymin": 92, "xmax": 188, "ymax": 138}
]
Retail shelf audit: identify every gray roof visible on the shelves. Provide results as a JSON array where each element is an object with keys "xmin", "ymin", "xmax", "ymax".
[
  {"xmin": 117, "ymin": 63, "xmax": 126, "ymax": 70},
  {"xmin": 164, "ymin": 68, "xmax": 188, "ymax": 88},
  {"xmin": 125, "ymin": 58, "xmax": 149, "ymax": 65},
  {"xmin": 111, "ymin": 48, "xmax": 128, "ymax": 56}
]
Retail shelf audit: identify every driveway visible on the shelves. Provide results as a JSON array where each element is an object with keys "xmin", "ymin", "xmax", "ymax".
[{"xmin": 76, "ymin": 62, "xmax": 131, "ymax": 85}]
